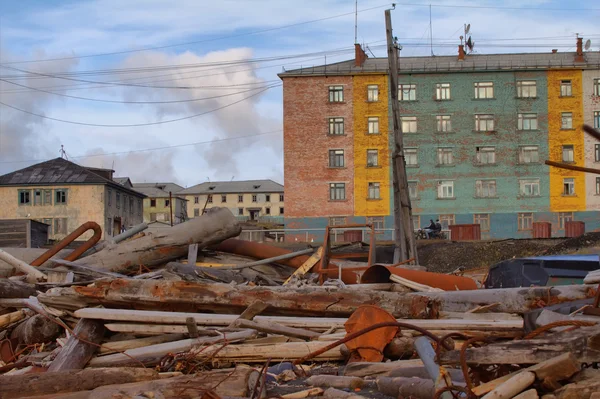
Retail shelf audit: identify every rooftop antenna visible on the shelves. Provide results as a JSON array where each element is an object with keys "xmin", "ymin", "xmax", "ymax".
[
  {"xmin": 429, "ymin": 4, "xmax": 434, "ymax": 56},
  {"xmin": 354, "ymin": 0, "xmax": 358, "ymax": 43},
  {"xmin": 366, "ymin": 45, "xmax": 376, "ymax": 58},
  {"xmin": 585, "ymin": 39, "xmax": 592, "ymax": 51},
  {"xmin": 59, "ymin": 145, "xmax": 68, "ymax": 160},
  {"xmin": 230, "ymin": 176, "xmax": 235, "ymax": 181}
]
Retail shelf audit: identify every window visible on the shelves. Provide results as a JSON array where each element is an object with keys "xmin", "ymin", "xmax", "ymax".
[
  {"xmin": 54, "ymin": 218, "xmax": 67, "ymax": 235},
  {"xmin": 399, "ymin": 84, "xmax": 416, "ymax": 101},
  {"xmin": 116, "ymin": 192, "xmax": 121, "ymax": 208},
  {"xmin": 123, "ymin": 196, "xmax": 127, "ymax": 213},
  {"xmin": 265, "ymin": 194, "xmax": 270, "ymax": 202},
  {"xmin": 33, "ymin": 189, "xmax": 42, "ymax": 206},
  {"xmin": 474, "ymin": 214, "xmax": 490, "ymax": 232},
  {"xmin": 558, "ymin": 212, "xmax": 574, "ymax": 229},
  {"xmin": 517, "ymin": 80, "xmax": 537, "ymax": 98},
  {"xmin": 562, "ymin": 145, "xmax": 574, "ymax": 162},
  {"xmin": 329, "ymin": 216, "xmax": 346, "ymax": 226},
  {"xmin": 18, "ymin": 190, "xmax": 31, "ymax": 205},
  {"xmin": 367, "ymin": 149, "xmax": 379, "ymax": 167},
  {"xmin": 107, "ymin": 189, "xmax": 112, "ymax": 206},
  {"xmin": 329, "ymin": 183, "xmax": 346, "ymax": 200},
  {"xmin": 368, "ymin": 117, "xmax": 379, "ymax": 134},
  {"xmin": 368, "ymin": 182, "xmax": 381, "ymax": 199},
  {"xmin": 596, "ymin": 177, "xmax": 600, "ymax": 195},
  {"xmin": 138, "ymin": 200, "xmax": 142, "ymax": 216},
  {"xmin": 207, "ymin": 195, "xmax": 213, "ymax": 203},
  {"xmin": 475, "ymin": 114, "xmax": 495, "ymax": 132},
  {"xmin": 435, "ymin": 83, "xmax": 451, "ymax": 100},
  {"xmin": 437, "ymin": 181, "xmax": 454, "ymax": 199},
  {"xmin": 436, "ymin": 115, "xmax": 451, "ymax": 132},
  {"xmin": 596, "ymin": 145, "xmax": 600, "ymax": 162},
  {"xmin": 328, "ymin": 117, "xmax": 344, "ymax": 135},
  {"xmin": 55, "ymin": 189, "xmax": 67, "ymax": 204},
  {"xmin": 130, "ymin": 198, "xmax": 134, "ymax": 214},
  {"xmin": 252, "ymin": 195, "xmax": 257, "ymax": 203},
  {"xmin": 413, "ymin": 215, "xmax": 421, "ymax": 231},
  {"xmin": 563, "ymin": 178, "xmax": 575, "ymax": 196},
  {"xmin": 221, "ymin": 195, "xmax": 227, "ymax": 203},
  {"xmin": 149, "ymin": 198, "xmax": 156, "ymax": 207},
  {"xmin": 165, "ymin": 199, "xmax": 170, "ymax": 207},
  {"xmin": 519, "ymin": 179, "xmax": 540, "ymax": 197},
  {"xmin": 366, "ymin": 216, "xmax": 384, "ymax": 230},
  {"xmin": 595, "ymin": 79, "xmax": 600, "ymax": 96},
  {"xmin": 329, "ymin": 85, "xmax": 344, "ymax": 102},
  {"xmin": 476, "ymin": 146, "xmax": 496, "ymax": 164},
  {"xmin": 279, "ymin": 194, "xmax": 284, "ymax": 202},
  {"xmin": 194, "ymin": 208, "xmax": 200, "ymax": 217},
  {"xmin": 43, "ymin": 189, "xmax": 52, "ymax": 205},
  {"xmin": 594, "ymin": 111, "xmax": 600, "ymax": 129},
  {"xmin": 437, "ymin": 148, "xmax": 453, "ymax": 165},
  {"xmin": 518, "ymin": 213, "xmax": 534, "ymax": 231},
  {"xmin": 518, "ymin": 113, "xmax": 538, "ymax": 130},
  {"xmin": 238, "ymin": 208, "xmax": 244, "ymax": 216},
  {"xmin": 194, "ymin": 196, "xmax": 199, "ymax": 204},
  {"xmin": 401, "ymin": 116, "xmax": 417, "ymax": 133},
  {"xmin": 561, "ymin": 112, "xmax": 573, "ymax": 129},
  {"xmin": 474, "ymin": 82, "xmax": 494, "ymax": 99},
  {"xmin": 329, "ymin": 149, "xmax": 345, "ymax": 167},
  {"xmin": 238, "ymin": 194, "xmax": 243, "ymax": 203},
  {"xmin": 408, "ymin": 181, "xmax": 418, "ymax": 199},
  {"xmin": 439, "ymin": 215, "xmax": 455, "ymax": 230},
  {"xmin": 475, "ymin": 180, "xmax": 497, "ymax": 198},
  {"xmin": 265, "ymin": 207, "xmax": 271, "ymax": 215},
  {"xmin": 519, "ymin": 146, "xmax": 539, "ymax": 164},
  {"xmin": 560, "ymin": 80, "xmax": 572, "ymax": 97},
  {"xmin": 279, "ymin": 207, "xmax": 284, "ymax": 214},
  {"xmin": 367, "ymin": 85, "xmax": 379, "ymax": 102},
  {"xmin": 404, "ymin": 148, "xmax": 418, "ymax": 166}
]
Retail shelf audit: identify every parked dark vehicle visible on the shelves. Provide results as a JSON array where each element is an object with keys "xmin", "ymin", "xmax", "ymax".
[{"xmin": 484, "ymin": 255, "xmax": 599, "ymax": 289}]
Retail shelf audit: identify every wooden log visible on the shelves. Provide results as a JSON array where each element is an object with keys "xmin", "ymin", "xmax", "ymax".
[
  {"xmin": 88, "ymin": 329, "xmax": 257, "ymax": 367},
  {"xmin": 19, "ymin": 366, "xmax": 263, "ymax": 399},
  {"xmin": 553, "ymin": 378, "xmax": 600, "ymax": 399},
  {"xmin": 0, "ymin": 279, "xmax": 37, "ymax": 298},
  {"xmin": 343, "ymin": 359, "xmax": 424, "ymax": 377},
  {"xmin": 513, "ymin": 389, "xmax": 539, "ymax": 399},
  {"xmin": 47, "ymin": 319, "xmax": 105, "ymax": 372},
  {"xmin": 233, "ymin": 319, "xmax": 320, "ymax": 340},
  {"xmin": 0, "ymin": 298, "xmax": 27, "ymax": 308},
  {"xmin": 322, "ymin": 388, "xmax": 367, "ymax": 399},
  {"xmin": 99, "ymin": 334, "xmax": 187, "ymax": 354},
  {"xmin": 377, "ymin": 377, "xmax": 434, "ymax": 398},
  {"xmin": 284, "ymin": 247, "xmax": 323, "ymax": 285},
  {"xmin": 227, "ymin": 299, "xmax": 269, "ymax": 327},
  {"xmin": 104, "ymin": 323, "xmax": 224, "ymax": 335},
  {"xmin": 305, "ymin": 375, "xmax": 364, "ymax": 389},
  {"xmin": 481, "ymin": 371, "xmax": 535, "ymax": 399},
  {"xmin": 0, "ymin": 367, "xmax": 159, "ymax": 399},
  {"xmin": 0, "ymin": 249, "xmax": 47, "ymax": 281},
  {"xmin": 41, "ymin": 279, "xmax": 431, "ymax": 318},
  {"xmin": 11, "ymin": 314, "xmax": 62, "ymax": 345},
  {"xmin": 72, "ymin": 207, "xmax": 241, "ymax": 273},
  {"xmin": 282, "ymin": 388, "xmax": 324, "ymax": 399},
  {"xmin": 0, "ymin": 310, "xmax": 25, "ymax": 328},
  {"xmin": 383, "ymin": 336, "xmax": 415, "ymax": 359}
]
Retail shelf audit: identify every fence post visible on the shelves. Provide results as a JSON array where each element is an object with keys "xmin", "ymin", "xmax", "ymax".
[{"xmin": 305, "ymin": 231, "xmax": 309, "ymax": 242}]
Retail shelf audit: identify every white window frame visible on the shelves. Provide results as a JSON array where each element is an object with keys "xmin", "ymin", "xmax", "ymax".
[
  {"xmin": 560, "ymin": 80, "xmax": 572, "ymax": 97},
  {"xmin": 596, "ymin": 177, "xmax": 600, "ymax": 195},
  {"xmin": 367, "ymin": 149, "xmax": 379, "ymax": 167},
  {"xmin": 474, "ymin": 82, "xmax": 494, "ymax": 99},
  {"xmin": 563, "ymin": 178, "xmax": 575, "ymax": 196},
  {"xmin": 399, "ymin": 84, "xmax": 416, "ymax": 101},
  {"xmin": 594, "ymin": 111, "xmax": 600, "ymax": 129},
  {"xmin": 328, "ymin": 117, "xmax": 344, "ymax": 135},
  {"xmin": 437, "ymin": 147, "xmax": 454, "ymax": 165},
  {"xmin": 439, "ymin": 214, "xmax": 455, "ymax": 229},
  {"xmin": 558, "ymin": 212, "xmax": 574, "ymax": 229},
  {"xmin": 408, "ymin": 181, "xmax": 418, "ymax": 199},
  {"xmin": 368, "ymin": 182, "xmax": 381, "ymax": 199},
  {"xmin": 595, "ymin": 79, "xmax": 600, "ymax": 96},
  {"xmin": 518, "ymin": 113, "xmax": 538, "ymax": 130},
  {"xmin": 404, "ymin": 148, "xmax": 418, "ymax": 166},
  {"xmin": 329, "ymin": 149, "xmax": 345, "ymax": 168},
  {"xmin": 475, "ymin": 180, "xmax": 497, "ymax": 198},
  {"xmin": 401, "ymin": 116, "xmax": 417, "ymax": 133},
  {"xmin": 519, "ymin": 146, "xmax": 540, "ymax": 164},
  {"xmin": 475, "ymin": 114, "xmax": 495, "ymax": 132},
  {"xmin": 368, "ymin": 117, "xmax": 380, "ymax": 134},
  {"xmin": 329, "ymin": 85, "xmax": 344, "ymax": 102},
  {"xmin": 474, "ymin": 213, "xmax": 490, "ymax": 232},
  {"xmin": 518, "ymin": 212, "xmax": 534, "ymax": 231},
  {"xmin": 436, "ymin": 115, "xmax": 452, "ymax": 132},
  {"xmin": 366, "ymin": 216, "xmax": 384, "ymax": 230},
  {"xmin": 437, "ymin": 181, "xmax": 454, "ymax": 199},
  {"xmin": 367, "ymin": 85, "xmax": 379, "ymax": 102},
  {"xmin": 561, "ymin": 112, "xmax": 573, "ymax": 129},
  {"xmin": 519, "ymin": 179, "xmax": 540, "ymax": 197},
  {"xmin": 476, "ymin": 146, "xmax": 496, "ymax": 165},
  {"xmin": 562, "ymin": 145, "xmax": 574, "ymax": 163},
  {"xmin": 517, "ymin": 80, "xmax": 537, "ymax": 98},
  {"xmin": 435, "ymin": 83, "xmax": 451, "ymax": 100},
  {"xmin": 329, "ymin": 183, "xmax": 346, "ymax": 200}
]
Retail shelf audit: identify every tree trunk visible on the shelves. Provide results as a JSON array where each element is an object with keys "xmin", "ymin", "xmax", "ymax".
[
  {"xmin": 0, "ymin": 368, "xmax": 159, "ymax": 399},
  {"xmin": 0, "ymin": 279, "xmax": 37, "ymax": 298},
  {"xmin": 74, "ymin": 207, "xmax": 241, "ymax": 273},
  {"xmin": 377, "ymin": 377, "xmax": 434, "ymax": 398},
  {"xmin": 38, "ymin": 279, "xmax": 431, "ymax": 318},
  {"xmin": 11, "ymin": 314, "xmax": 62, "ymax": 345},
  {"xmin": 19, "ymin": 367, "xmax": 263, "ymax": 399},
  {"xmin": 48, "ymin": 319, "xmax": 105, "ymax": 372}
]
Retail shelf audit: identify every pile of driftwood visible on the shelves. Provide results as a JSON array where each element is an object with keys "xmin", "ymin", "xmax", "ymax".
[{"xmin": 1, "ymin": 208, "xmax": 600, "ymax": 399}]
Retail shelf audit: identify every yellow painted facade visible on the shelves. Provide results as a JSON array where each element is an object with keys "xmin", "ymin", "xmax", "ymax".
[
  {"xmin": 352, "ymin": 74, "xmax": 390, "ymax": 216},
  {"xmin": 547, "ymin": 70, "xmax": 586, "ymax": 211},
  {"xmin": 183, "ymin": 192, "xmax": 284, "ymax": 219}
]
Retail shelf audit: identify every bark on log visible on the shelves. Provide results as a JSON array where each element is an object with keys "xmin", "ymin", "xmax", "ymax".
[
  {"xmin": 377, "ymin": 377, "xmax": 434, "ymax": 398},
  {"xmin": 553, "ymin": 378, "xmax": 600, "ymax": 399},
  {"xmin": 73, "ymin": 207, "xmax": 241, "ymax": 273},
  {"xmin": 19, "ymin": 367, "xmax": 263, "ymax": 399},
  {"xmin": 343, "ymin": 359, "xmax": 425, "ymax": 377},
  {"xmin": 47, "ymin": 319, "xmax": 105, "ymax": 372},
  {"xmin": 305, "ymin": 376, "xmax": 364, "ymax": 389},
  {"xmin": 0, "ymin": 310, "xmax": 25, "ymax": 328},
  {"xmin": 0, "ymin": 367, "xmax": 159, "ymax": 399},
  {"xmin": 10, "ymin": 314, "xmax": 62, "ymax": 345},
  {"xmin": 39, "ymin": 279, "xmax": 431, "ymax": 318},
  {"xmin": 0, "ymin": 279, "xmax": 37, "ymax": 298}
]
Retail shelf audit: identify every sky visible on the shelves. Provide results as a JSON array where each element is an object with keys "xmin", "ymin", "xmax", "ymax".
[{"xmin": 0, "ymin": 0, "xmax": 599, "ymax": 187}]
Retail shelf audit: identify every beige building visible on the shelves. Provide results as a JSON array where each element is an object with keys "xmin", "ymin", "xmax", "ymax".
[
  {"xmin": 131, "ymin": 183, "xmax": 188, "ymax": 224},
  {"xmin": 179, "ymin": 180, "xmax": 284, "ymax": 221},
  {"xmin": 0, "ymin": 158, "xmax": 145, "ymax": 240}
]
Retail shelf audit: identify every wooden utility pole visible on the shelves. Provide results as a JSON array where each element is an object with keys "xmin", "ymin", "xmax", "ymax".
[{"xmin": 385, "ymin": 9, "xmax": 418, "ymax": 264}]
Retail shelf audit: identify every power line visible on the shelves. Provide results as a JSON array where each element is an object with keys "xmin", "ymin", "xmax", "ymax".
[
  {"xmin": 0, "ymin": 85, "xmax": 279, "ymax": 127},
  {"xmin": 395, "ymin": 2, "xmax": 600, "ymax": 11},
  {"xmin": 0, "ymin": 130, "xmax": 282, "ymax": 165}
]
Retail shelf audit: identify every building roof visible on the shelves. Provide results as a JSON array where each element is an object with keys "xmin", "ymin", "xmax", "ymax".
[
  {"xmin": 279, "ymin": 51, "xmax": 600, "ymax": 76},
  {"xmin": 179, "ymin": 179, "xmax": 284, "ymax": 195},
  {"xmin": 132, "ymin": 182, "xmax": 186, "ymax": 199},
  {"xmin": 114, "ymin": 177, "xmax": 133, "ymax": 187},
  {"xmin": 0, "ymin": 157, "xmax": 145, "ymax": 198}
]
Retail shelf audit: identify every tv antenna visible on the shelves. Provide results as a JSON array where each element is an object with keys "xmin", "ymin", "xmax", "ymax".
[
  {"xmin": 463, "ymin": 23, "xmax": 474, "ymax": 54},
  {"xmin": 59, "ymin": 145, "xmax": 68, "ymax": 160},
  {"xmin": 354, "ymin": 0, "xmax": 358, "ymax": 43},
  {"xmin": 585, "ymin": 39, "xmax": 592, "ymax": 51}
]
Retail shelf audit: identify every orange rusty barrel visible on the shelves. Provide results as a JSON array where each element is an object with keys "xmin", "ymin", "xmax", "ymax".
[
  {"xmin": 448, "ymin": 224, "xmax": 481, "ymax": 241},
  {"xmin": 361, "ymin": 265, "xmax": 478, "ymax": 290},
  {"xmin": 564, "ymin": 221, "xmax": 585, "ymax": 238},
  {"xmin": 532, "ymin": 222, "xmax": 552, "ymax": 238}
]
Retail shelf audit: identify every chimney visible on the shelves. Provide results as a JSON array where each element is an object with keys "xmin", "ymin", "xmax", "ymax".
[
  {"xmin": 458, "ymin": 44, "xmax": 465, "ymax": 61},
  {"xmin": 355, "ymin": 43, "xmax": 367, "ymax": 67},
  {"xmin": 575, "ymin": 37, "xmax": 584, "ymax": 62}
]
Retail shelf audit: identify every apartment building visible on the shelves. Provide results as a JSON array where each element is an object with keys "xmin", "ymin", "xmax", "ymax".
[
  {"xmin": 178, "ymin": 180, "xmax": 284, "ymax": 221},
  {"xmin": 132, "ymin": 183, "xmax": 188, "ymax": 224},
  {"xmin": 279, "ymin": 39, "xmax": 600, "ymax": 240}
]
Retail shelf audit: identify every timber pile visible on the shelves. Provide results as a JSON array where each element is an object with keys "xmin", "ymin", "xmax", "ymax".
[{"xmin": 1, "ymin": 207, "xmax": 600, "ymax": 398}]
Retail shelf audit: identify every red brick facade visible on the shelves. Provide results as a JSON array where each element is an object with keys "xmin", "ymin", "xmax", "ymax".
[{"xmin": 282, "ymin": 76, "xmax": 354, "ymax": 218}]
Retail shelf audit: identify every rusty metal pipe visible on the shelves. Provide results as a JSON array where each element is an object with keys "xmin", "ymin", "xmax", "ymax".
[
  {"xmin": 361, "ymin": 265, "xmax": 478, "ymax": 290},
  {"xmin": 30, "ymin": 221, "xmax": 102, "ymax": 267}
]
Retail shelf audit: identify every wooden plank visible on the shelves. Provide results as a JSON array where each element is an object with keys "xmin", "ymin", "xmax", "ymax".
[
  {"xmin": 0, "ymin": 280, "xmax": 37, "ymax": 298},
  {"xmin": 227, "ymin": 299, "xmax": 269, "ymax": 328},
  {"xmin": 284, "ymin": 247, "xmax": 323, "ymax": 285},
  {"xmin": 232, "ymin": 319, "xmax": 321, "ymax": 340},
  {"xmin": 343, "ymin": 359, "xmax": 425, "ymax": 377},
  {"xmin": 104, "ymin": 323, "xmax": 223, "ymax": 335},
  {"xmin": 0, "ymin": 310, "xmax": 25, "ymax": 328},
  {"xmin": 99, "ymin": 334, "xmax": 187, "ymax": 354},
  {"xmin": 48, "ymin": 319, "xmax": 105, "ymax": 372},
  {"xmin": 481, "ymin": 371, "xmax": 535, "ymax": 399},
  {"xmin": 187, "ymin": 243, "xmax": 198, "ymax": 265}
]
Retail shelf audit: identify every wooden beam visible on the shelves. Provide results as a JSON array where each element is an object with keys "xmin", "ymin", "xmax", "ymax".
[
  {"xmin": 0, "ymin": 249, "xmax": 47, "ymax": 281},
  {"xmin": 232, "ymin": 319, "xmax": 321, "ymax": 340},
  {"xmin": 187, "ymin": 243, "xmax": 198, "ymax": 265},
  {"xmin": 284, "ymin": 247, "xmax": 323, "ymax": 285},
  {"xmin": 99, "ymin": 334, "xmax": 186, "ymax": 354},
  {"xmin": 48, "ymin": 319, "xmax": 105, "ymax": 372}
]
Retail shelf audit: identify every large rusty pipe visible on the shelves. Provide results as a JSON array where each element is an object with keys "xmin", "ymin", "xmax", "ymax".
[
  {"xmin": 361, "ymin": 265, "xmax": 478, "ymax": 291},
  {"xmin": 211, "ymin": 239, "xmax": 361, "ymax": 284},
  {"xmin": 30, "ymin": 221, "xmax": 103, "ymax": 267}
]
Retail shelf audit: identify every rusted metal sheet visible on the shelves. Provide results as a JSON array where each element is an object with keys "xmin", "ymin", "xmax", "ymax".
[
  {"xmin": 30, "ymin": 221, "xmax": 102, "ymax": 267},
  {"xmin": 448, "ymin": 224, "xmax": 481, "ymax": 241},
  {"xmin": 361, "ymin": 265, "xmax": 478, "ymax": 291},
  {"xmin": 564, "ymin": 221, "xmax": 585, "ymax": 238},
  {"xmin": 532, "ymin": 222, "xmax": 552, "ymax": 239},
  {"xmin": 344, "ymin": 305, "xmax": 398, "ymax": 362}
]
